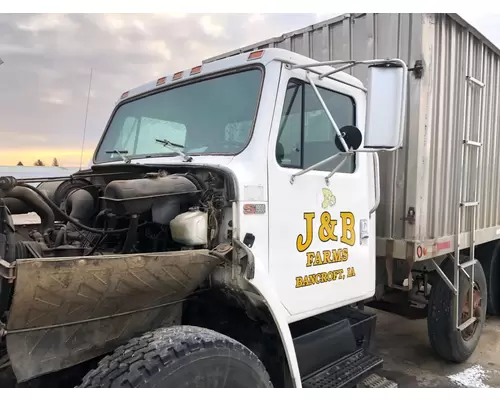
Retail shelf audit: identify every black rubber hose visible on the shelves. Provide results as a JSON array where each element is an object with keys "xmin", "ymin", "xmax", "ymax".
[
  {"xmin": 183, "ymin": 172, "xmax": 207, "ymax": 191},
  {"xmin": 4, "ymin": 186, "xmax": 55, "ymax": 233},
  {"xmin": 54, "ymin": 226, "xmax": 66, "ymax": 247},
  {"xmin": 121, "ymin": 215, "xmax": 138, "ymax": 253},
  {"xmin": 4, "ymin": 198, "xmax": 30, "ymax": 214},
  {"xmin": 93, "ymin": 210, "xmax": 108, "ymax": 228},
  {"xmin": 66, "ymin": 189, "xmax": 95, "ymax": 225},
  {"xmin": 17, "ymin": 183, "xmax": 136, "ymax": 235}
]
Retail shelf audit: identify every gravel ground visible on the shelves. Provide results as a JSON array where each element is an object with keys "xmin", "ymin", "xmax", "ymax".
[{"xmin": 374, "ymin": 308, "xmax": 500, "ymax": 388}]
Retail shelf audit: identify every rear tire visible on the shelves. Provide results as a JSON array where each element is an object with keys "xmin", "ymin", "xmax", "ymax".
[
  {"xmin": 477, "ymin": 242, "xmax": 500, "ymax": 316},
  {"xmin": 427, "ymin": 256, "xmax": 487, "ymax": 363},
  {"xmin": 79, "ymin": 325, "xmax": 273, "ymax": 388}
]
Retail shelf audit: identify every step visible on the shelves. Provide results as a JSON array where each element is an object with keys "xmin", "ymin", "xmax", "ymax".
[
  {"xmin": 301, "ymin": 348, "xmax": 383, "ymax": 388},
  {"xmin": 359, "ymin": 373, "xmax": 398, "ymax": 388},
  {"xmin": 459, "ymin": 259, "xmax": 476, "ymax": 269}
]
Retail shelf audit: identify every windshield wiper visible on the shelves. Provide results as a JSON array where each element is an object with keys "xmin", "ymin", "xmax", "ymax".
[
  {"xmin": 105, "ymin": 149, "xmax": 131, "ymax": 163},
  {"xmin": 155, "ymin": 138, "xmax": 192, "ymax": 162}
]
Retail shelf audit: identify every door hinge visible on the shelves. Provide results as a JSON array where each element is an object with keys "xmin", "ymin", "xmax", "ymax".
[{"xmin": 409, "ymin": 60, "xmax": 424, "ymax": 79}]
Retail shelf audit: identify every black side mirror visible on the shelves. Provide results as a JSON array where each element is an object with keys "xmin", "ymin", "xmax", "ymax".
[{"xmin": 334, "ymin": 125, "xmax": 363, "ymax": 152}]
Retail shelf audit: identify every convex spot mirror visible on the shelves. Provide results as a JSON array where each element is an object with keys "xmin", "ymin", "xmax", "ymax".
[
  {"xmin": 334, "ymin": 125, "xmax": 363, "ymax": 152},
  {"xmin": 364, "ymin": 62, "xmax": 407, "ymax": 150}
]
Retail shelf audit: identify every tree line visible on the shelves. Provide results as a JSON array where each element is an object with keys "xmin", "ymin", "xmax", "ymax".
[{"xmin": 16, "ymin": 158, "xmax": 60, "ymax": 167}]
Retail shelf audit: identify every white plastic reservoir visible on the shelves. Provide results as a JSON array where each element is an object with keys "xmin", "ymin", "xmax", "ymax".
[{"xmin": 170, "ymin": 210, "xmax": 208, "ymax": 246}]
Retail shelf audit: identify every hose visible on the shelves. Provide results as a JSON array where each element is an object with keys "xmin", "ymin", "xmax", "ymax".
[
  {"xmin": 17, "ymin": 183, "xmax": 140, "ymax": 235},
  {"xmin": 120, "ymin": 215, "xmax": 139, "ymax": 253},
  {"xmin": 4, "ymin": 186, "xmax": 55, "ymax": 233},
  {"xmin": 4, "ymin": 198, "xmax": 29, "ymax": 214}
]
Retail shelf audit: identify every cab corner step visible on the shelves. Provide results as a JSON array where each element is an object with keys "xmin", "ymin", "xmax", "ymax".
[
  {"xmin": 301, "ymin": 348, "xmax": 384, "ymax": 388},
  {"xmin": 359, "ymin": 373, "xmax": 398, "ymax": 388}
]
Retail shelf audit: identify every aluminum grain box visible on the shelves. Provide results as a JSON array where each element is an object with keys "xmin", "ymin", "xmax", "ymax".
[{"xmin": 204, "ymin": 13, "xmax": 500, "ymax": 262}]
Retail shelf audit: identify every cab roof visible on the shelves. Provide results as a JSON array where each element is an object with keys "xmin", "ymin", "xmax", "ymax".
[{"xmin": 116, "ymin": 48, "xmax": 365, "ymax": 104}]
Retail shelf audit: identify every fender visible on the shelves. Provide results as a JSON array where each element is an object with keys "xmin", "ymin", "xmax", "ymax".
[{"xmin": 244, "ymin": 255, "xmax": 302, "ymax": 388}]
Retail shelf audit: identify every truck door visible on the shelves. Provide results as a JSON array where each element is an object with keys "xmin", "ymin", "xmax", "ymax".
[{"xmin": 267, "ymin": 67, "xmax": 375, "ymax": 319}]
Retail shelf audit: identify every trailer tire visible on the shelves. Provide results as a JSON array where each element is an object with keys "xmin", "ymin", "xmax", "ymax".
[
  {"xmin": 477, "ymin": 242, "xmax": 500, "ymax": 316},
  {"xmin": 78, "ymin": 325, "xmax": 273, "ymax": 388},
  {"xmin": 427, "ymin": 256, "xmax": 487, "ymax": 363}
]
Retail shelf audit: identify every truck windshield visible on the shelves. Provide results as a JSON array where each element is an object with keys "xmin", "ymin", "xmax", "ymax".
[{"xmin": 94, "ymin": 68, "xmax": 263, "ymax": 163}]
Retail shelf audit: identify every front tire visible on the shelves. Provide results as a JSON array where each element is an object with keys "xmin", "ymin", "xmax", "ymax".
[
  {"xmin": 79, "ymin": 325, "xmax": 273, "ymax": 388},
  {"xmin": 427, "ymin": 256, "xmax": 487, "ymax": 363}
]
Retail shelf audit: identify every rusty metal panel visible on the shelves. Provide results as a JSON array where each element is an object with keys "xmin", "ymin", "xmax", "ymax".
[{"xmin": 6, "ymin": 250, "xmax": 220, "ymax": 382}]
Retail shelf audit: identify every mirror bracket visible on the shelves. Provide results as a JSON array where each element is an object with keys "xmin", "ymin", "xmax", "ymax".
[
  {"xmin": 290, "ymin": 152, "xmax": 349, "ymax": 184},
  {"xmin": 306, "ymin": 73, "xmax": 350, "ymax": 152},
  {"xmin": 290, "ymin": 58, "xmax": 407, "ymax": 151},
  {"xmin": 287, "ymin": 58, "xmax": 407, "ymax": 183},
  {"xmin": 325, "ymin": 153, "xmax": 353, "ymax": 185}
]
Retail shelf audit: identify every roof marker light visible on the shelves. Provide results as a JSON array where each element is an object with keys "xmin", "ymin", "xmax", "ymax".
[
  {"xmin": 120, "ymin": 91, "xmax": 129, "ymax": 99},
  {"xmin": 190, "ymin": 66, "xmax": 202, "ymax": 75},
  {"xmin": 156, "ymin": 77, "xmax": 166, "ymax": 86},
  {"xmin": 173, "ymin": 71, "xmax": 183, "ymax": 80},
  {"xmin": 248, "ymin": 50, "xmax": 264, "ymax": 61}
]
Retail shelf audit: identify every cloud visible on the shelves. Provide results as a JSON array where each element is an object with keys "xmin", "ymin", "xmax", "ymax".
[
  {"xmin": 248, "ymin": 14, "xmax": 267, "ymax": 24},
  {"xmin": 0, "ymin": 12, "xmax": 322, "ymax": 167},
  {"xmin": 461, "ymin": 13, "xmax": 500, "ymax": 47},
  {"xmin": 199, "ymin": 15, "xmax": 225, "ymax": 38},
  {"xmin": 0, "ymin": 12, "xmax": 499, "ymax": 167},
  {"xmin": 17, "ymin": 13, "xmax": 78, "ymax": 33},
  {"xmin": 40, "ymin": 95, "xmax": 66, "ymax": 105},
  {"xmin": 40, "ymin": 88, "xmax": 72, "ymax": 105}
]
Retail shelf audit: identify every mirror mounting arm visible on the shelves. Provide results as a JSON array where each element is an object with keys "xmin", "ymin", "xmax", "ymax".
[
  {"xmin": 306, "ymin": 73, "xmax": 350, "ymax": 153},
  {"xmin": 325, "ymin": 153, "xmax": 353, "ymax": 185},
  {"xmin": 290, "ymin": 152, "xmax": 353, "ymax": 184},
  {"xmin": 290, "ymin": 72, "xmax": 356, "ymax": 185},
  {"xmin": 289, "ymin": 58, "xmax": 407, "ymax": 185}
]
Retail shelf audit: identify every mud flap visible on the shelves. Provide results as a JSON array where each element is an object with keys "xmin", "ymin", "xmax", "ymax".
[{"xmin": 5, "ymin": 250, "xmax": 220, "ymax": 382}]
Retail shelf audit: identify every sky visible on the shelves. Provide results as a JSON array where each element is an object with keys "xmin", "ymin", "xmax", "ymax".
[{"xmin": 1, "ymin": 12, "xmax": 499, "ymax": 168}]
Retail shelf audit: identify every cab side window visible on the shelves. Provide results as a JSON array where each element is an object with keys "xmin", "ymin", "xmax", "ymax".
[{"xmin": 276, "ymin": 80, "xmax": 356, "ymax": 173}]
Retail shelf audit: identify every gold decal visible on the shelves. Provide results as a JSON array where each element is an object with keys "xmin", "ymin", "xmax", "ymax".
[
  {"xmin": 295, "ymin": 268, "xmax": 356, "ymax": 288},
  {"xmin": 296, "ymin": 212, "xmax": 315, "ymax": 252},
  {"xmin": 294, "ymin": 191, "xmax": 359, "ymax": 289},
  {"xmin": 340, "ymin": 212, "xmax": 356, "ymax": 246}
]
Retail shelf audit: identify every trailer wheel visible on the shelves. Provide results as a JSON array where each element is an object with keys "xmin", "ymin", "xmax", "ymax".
[
  {"xmin": 78, "ymin": 325, "xmax": 272, "ymax": 388},
  {"xmin": 477, "ymin": 242, "xmax": 500, "ymax": 316},
  {"xmin": 427, "ymin": 257, "xmax": 487, "ymax": 363}
]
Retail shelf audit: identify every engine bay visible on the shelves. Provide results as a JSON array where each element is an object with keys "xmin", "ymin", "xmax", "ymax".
[{"xmin": 0, "ymin": 165, "xmax": 231, "ymax": 315}]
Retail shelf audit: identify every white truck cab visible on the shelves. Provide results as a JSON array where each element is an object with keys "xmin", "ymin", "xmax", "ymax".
[
  {"xmin": 1, "ymin": 48, "xmax": 408, "ymax": 388},
  {"xmin": 92, "ymin": 48, "xmax": 405, "ymax": 321}
]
